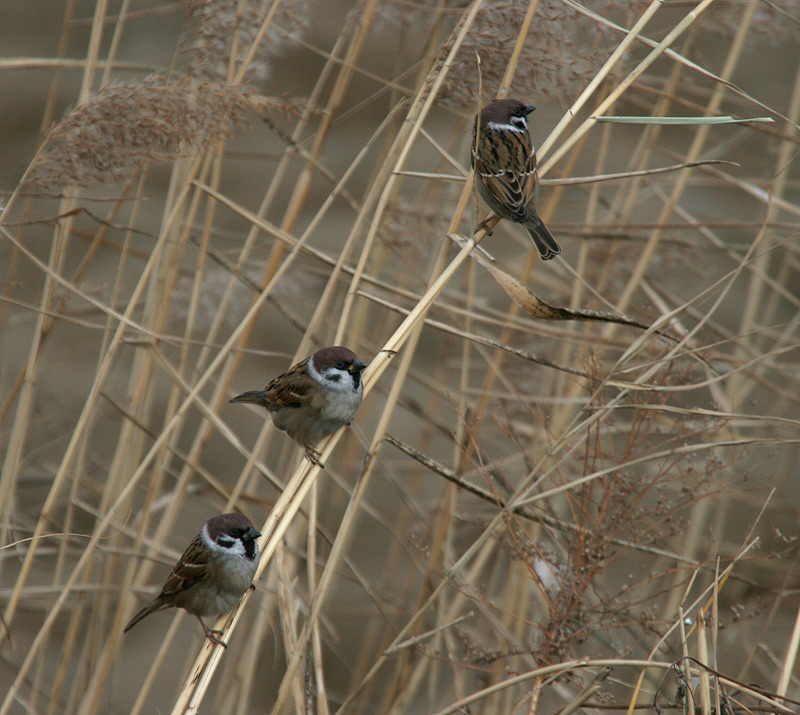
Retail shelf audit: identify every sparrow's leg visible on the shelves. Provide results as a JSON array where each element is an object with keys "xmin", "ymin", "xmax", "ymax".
[
  {"xmin": 474, "ymin": 217, "xmax": 494, "ymax": 236},
  {"xmin": 304, "ymin": 444, "xmax": 325, "ymax": 468},
  {"xmin": 197, "ymin": 616, "xmax": 227, "ymax": 648}
]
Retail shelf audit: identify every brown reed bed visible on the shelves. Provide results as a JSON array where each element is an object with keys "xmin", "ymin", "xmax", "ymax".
[{"xmin": 1, "ymin": 1, "xmax": 799, "ymax": 713}]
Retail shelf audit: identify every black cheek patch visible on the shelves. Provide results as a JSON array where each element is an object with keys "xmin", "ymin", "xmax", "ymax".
[
  {"xmin": 217, "ymin": 537, "xmax": 235, "ymax": 549},
  {"xmin": 327, "ymin": 374, "xmax": 341, "ymax": 383}
]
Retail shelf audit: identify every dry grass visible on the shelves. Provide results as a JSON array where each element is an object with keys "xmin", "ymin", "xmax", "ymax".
[{"xmin": 1, "ymin": 0, "xmax": 799, "ymax": 713}]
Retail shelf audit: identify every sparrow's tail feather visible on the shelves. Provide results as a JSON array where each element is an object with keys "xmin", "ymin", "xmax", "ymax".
[
  {"xmin": 124, "ymin": 599, "xmax": 171, "ymax": 633},
  {"xmin": 229, "ymin": 389, "xmax": 268, "ymax": 406},
  {"xmin": 525, "ymin": 219, "xmax": 561, "ymax": 260}
]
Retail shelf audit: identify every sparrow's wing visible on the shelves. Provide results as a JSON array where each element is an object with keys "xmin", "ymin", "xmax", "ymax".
[
  {"xmin": 159, "ymin": 532, "xmax": 210, "ymax": 597},
  {"xmin": 473, "ymin": 130, "xmax": 538, "ymax": 221},
  {"xmin": 124, "ymin": 530, "xmax": 211, "ymax": 633},
  {"xmin": 260, "ymin": 358, "xmax": 316, "ymax": 410}
]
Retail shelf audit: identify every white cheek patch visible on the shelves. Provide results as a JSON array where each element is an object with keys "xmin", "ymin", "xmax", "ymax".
[
  {"xmin": 322, "ymin": 368, "xmax": 357, "ymax": 394},
  {"xmin": 307, "ymin": 356, "xmax": 321, "ymax": 380},
  {"xmin": 310, "ymin": 356, "xmax": 361, "ymax": 396},
  {"xmin": 488, "ymin": 121, "xmax": 526, "ymax": 133},
  {"xmin": 217, "ymin": 536, "xmax": 248, "ymax": 557},
  {"xmin": 202, "ymin": 523, "xmax": 247, "ymax": 557},
  {"xmin": 201, "ymin": 524, "xmax": 216, "ymax": 550},
  {"xmin": 225, "ymin": 539, "xmax": 248, "ymax": 557}
]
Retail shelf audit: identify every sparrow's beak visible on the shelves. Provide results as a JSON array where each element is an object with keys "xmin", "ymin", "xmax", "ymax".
[
  {"xmin": 229, "ymin": 389, "xmax": 267, "ymax": 405},
  {"xmin": 244, "ymin": 526, "xmax": 261, "ymax": 539},
  {"xmin": 349, "ymin": 359, "xmax": 367, "ymax": 373},
  {"xmin": 524, "ymin": 105, "xmax": 536, "ymax": 116}
]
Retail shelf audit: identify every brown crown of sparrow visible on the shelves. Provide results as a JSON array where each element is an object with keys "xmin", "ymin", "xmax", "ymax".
[
  {"xmin": 471, "ymin": 98, "xmax": 561, "ymax": 260},
  {"xmin": 230, "ymin": 345, "xmax": 367, "ymax": 467},
  {"xmin": 124, "ymin": 513, "xmax": 260, "ymax": 647}
]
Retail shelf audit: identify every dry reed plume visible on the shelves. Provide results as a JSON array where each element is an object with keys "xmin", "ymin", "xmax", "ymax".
[
  {"xmin": 0, "ymin": 1, "xmax": 798, "ymax": 714},
  {"xmin": 25, "ymin": 76, "xmax": 253, "ymax": 189}
]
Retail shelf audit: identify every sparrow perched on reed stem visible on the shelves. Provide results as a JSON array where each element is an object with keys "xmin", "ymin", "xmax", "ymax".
[
  {"xmin": 124, "ymin": 513, "xmax": 260, "ymax": 647},
  {"xmin": 471, "ymin": 98, "xmax": 561, "ymax": 260},
  {"xmin": 230, "ymin": 346, "xmax": 367, "ymax": 467}
]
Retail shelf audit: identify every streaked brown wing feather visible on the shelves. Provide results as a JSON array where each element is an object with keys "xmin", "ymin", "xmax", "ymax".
[
  {"xmin": 160, "ymin": 533, "xmax": 210, "ymax": 597},
  {"xmin": 473, "ymin": 130, "xmax": 537, "ymax": 218},
  {"xmin": 260, "ymin": 358, "xmax": 315, "ymax": 410}
]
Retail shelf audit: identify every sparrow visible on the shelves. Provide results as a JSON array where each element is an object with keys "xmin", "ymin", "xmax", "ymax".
[
  {"xmin": 230, "ymin": 345, "xmax": 367, "ymax": 466},
  {"xmin": 471, "ymin": 98, "xmax": 561, "ymax": 260},
  {"xmin": 124, "ymin": 513, "xmax": 260, "ymax": 647}
]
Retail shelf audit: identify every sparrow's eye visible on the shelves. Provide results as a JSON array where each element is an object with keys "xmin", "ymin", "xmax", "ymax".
[
  {"xmin": 230, "ymin": 528, "xmax": 242, "ymax": 537},
  {"xmin": 336, "ymin": 361, "xmax": 347, "ymax": 369},
  {"xmin": 513, "ymin": 107, "xmax": 525, "ymax": 117}
]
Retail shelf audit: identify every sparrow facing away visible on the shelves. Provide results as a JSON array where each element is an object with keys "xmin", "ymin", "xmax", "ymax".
[
  {"xmin": 124, "ymin": 513, "xmax": 260, "ymax": 647},
  {"xmin": 471, "ymin": 98, "xmax": 561, "ymax": 260},
  {"xmin": 230, "ymin": 345, "xmax": 367, "ymax": 466}
]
